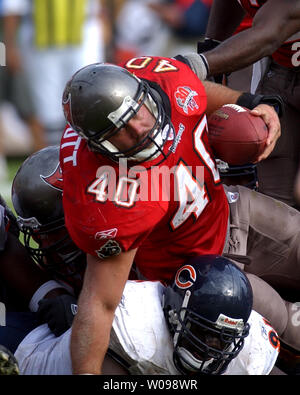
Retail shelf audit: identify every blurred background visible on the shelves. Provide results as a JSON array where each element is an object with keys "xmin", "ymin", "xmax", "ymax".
[{"xmin": 0, "ymin": 0, "xmax": 213, "ymax": 208}]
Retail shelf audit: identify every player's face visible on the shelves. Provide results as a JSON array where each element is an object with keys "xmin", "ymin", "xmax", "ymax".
[
  {"xmin": 32, "ymin": 227, "xmax": 85, "ymax": 292},
  {"xmin": 181, "ymin": 325, "xmax": 227, "ymax": 361},
  {"xmin": 32, "ymin": 227, "xmax": 80, "ymax": 268},
  {"xmin": 32, "ymin": 227, "xmax": 69, "ymax": 249},
  {"xmin": 108, "ymin": 104, "xmax": 156, "ymax": 153}
]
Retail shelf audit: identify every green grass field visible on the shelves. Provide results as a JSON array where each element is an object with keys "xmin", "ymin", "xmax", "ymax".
[{"xmin": 0, "ymin": 155, "xmax": 27, "ymax": 212}]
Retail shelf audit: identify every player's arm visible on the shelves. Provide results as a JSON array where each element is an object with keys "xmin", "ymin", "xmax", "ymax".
[
  {"xmin": 203, "ymin": 80, "xmax": 281, "ymax": 161},
  {"xmin": 70, "ymin": 248, "xmax": 136, "ymax": 375},
  {"xmin": 203, "ymin": 80, "xmax": 241, "ymax": 116},
  {"xmin": 203, "ymin": 0, "xmax": 300, "ymax": 75},
  {"xmin": 205, "ymin": 0, "xmax": 245, "ymax": 41}
]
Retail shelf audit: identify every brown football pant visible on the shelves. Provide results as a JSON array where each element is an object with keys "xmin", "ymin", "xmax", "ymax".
[
  {"xmin": 224, "ymin": 184, "xmax": 300, "ymax": 351},
  {"xmin": 255, "ymin": 60, "xmax": 300, "ymax": 208}
]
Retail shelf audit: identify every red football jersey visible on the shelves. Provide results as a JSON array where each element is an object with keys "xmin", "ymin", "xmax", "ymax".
[
  {"xmin": 60, "ymin": 56, "xmax": 229, "ymax": 283},
  {"xmin": 237, "ymin": 0, "xmax": 300, "ymax": 68}
]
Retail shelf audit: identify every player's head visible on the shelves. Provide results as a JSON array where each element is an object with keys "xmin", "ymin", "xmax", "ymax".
[
  {"xmin": 163, "ymin": 254, "xmax": 253, "ymax": 375},
  {"xmin": 11, "ymin": 146, "xmax": 85, "ymax": 286},
  {"xmin": 62, "ymin": 62, "xmax": 173, "ymax": 163},
  {"xmin": 216, "ymin": 159, "xmax": 258, "ymax": 190}
]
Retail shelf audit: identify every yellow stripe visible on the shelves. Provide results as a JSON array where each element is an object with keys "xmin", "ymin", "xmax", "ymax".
[
  {"xmin": 52, "ymin": 0, "xmax": 68, "ymax": 46},
  {"xmin": 33, "ymin": 0, "xmax": 86, "ymax": 48},
  {"xmin": 69, "ymin": 0, "xmax": 86, "ymax": 45},
  {"xmin": 33, "ymin": 0, "xmax": 49, "ymax": 48}
]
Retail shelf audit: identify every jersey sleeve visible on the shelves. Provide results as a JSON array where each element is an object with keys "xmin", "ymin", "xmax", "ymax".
[{"xmin": 64, "ymin": 198, "xmax": 168, "ymax": 259}]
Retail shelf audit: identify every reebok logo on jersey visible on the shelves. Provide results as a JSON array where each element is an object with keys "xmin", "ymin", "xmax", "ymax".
[{"xmin": 95, "ymin": 228, "xmax": 118, "ymax": 240}]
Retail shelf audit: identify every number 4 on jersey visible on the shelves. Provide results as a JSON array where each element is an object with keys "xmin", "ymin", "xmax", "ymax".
[{"xmin": 171, "ymin": 116, "xmax": 220, "ymax": 230}]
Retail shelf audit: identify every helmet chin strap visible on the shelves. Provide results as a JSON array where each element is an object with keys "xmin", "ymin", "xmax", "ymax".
[
  {"xmin": 177, "ymin": 347, "xmax": 213, "ymax": 372},
  {"xmin": 100, "ymin": 123, "xmax": 168, "ymax": 162},
  {"xmin": 144, "ymin": 92, "xmax": 159, "ymax": 119},
  {"xmin": 101, "ymin": 84, "xmax": 165, "ymax": 162},
  {"xmin": 177, "ymin": 342, "xmax": 234, "ymax": 374},
  {"xmin": 100, "ymin": 135, "xmax": 161, "ymax": 162}
]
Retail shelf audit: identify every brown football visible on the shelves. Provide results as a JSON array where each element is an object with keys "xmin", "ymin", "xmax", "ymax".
[{"xmin": 207, "ymin": 104, "xmax": 268, "ymax": 165}]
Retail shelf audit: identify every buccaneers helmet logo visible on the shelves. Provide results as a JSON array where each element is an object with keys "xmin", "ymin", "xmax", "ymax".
[{"xmin": 40, "ymin": 163, "xmax": 63, "ymax": 191}]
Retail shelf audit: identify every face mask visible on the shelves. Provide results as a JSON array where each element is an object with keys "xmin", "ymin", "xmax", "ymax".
[{"xmin": 177, "ymin": 346, "xmax": 214, "ymax": 372}]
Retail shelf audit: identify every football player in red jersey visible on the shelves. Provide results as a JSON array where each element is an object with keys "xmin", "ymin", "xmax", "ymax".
[
  {"xmin": 198, "ymin": 0, "xmax": 300, "ymax": 208},
  {"xmin": 58, "ymin": 56, "xmax": 300, "ymax": 375}
]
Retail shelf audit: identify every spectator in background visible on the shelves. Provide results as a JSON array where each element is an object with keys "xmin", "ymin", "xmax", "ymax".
[
  {"xmin": 114, "ymin": 0, "xmax": 212, "ymax": 64},
  {"xmin": 149, "ymin": 0, "xmax": 212, "ymax": 56},
  {"xmin": 150, "ymin": 0, "xmax": 211, "ymax": 38},
  {"xmin": 81, "ymin": 0, "xmax": 108, "ymax": 67},
  {"xmin": 2, "ymin": 0, "xmax": 106, "ymax": 146},
  {"xmin": 113, "ymin": 0, "xmax": 172, "ymax": 64},
  {"xmin": 0, "ymin": 1, "xmax": 47, "ymax": 181}
]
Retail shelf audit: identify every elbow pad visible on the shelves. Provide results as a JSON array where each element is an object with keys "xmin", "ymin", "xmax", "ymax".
[
  {"xmin": 176, "ymin": 53, "xmax": 209, "ymax": 81},
  {"xmin": 197, "ymin": 38, "xmax": 225, "ymax": 84}
]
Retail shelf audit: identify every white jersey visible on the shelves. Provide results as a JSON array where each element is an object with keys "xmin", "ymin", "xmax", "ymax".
[
  {"xmin": 14, "ymin": 281, "xmax": 279, "ymax": 375},
  {"xmin": 224, "ymin": 310, "xmax": 279, "ymax": 375}
]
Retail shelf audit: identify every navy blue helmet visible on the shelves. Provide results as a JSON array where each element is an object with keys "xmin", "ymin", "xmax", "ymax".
[{"xmin": 163, "ymin": 254, "xmax": 253, "ymax": 375}]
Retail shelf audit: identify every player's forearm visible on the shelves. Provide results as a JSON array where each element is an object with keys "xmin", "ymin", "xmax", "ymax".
[
  {"xmin": 70, "ymin": 251, "xmax": 136, "ymax": 374},
  {"xmin": 203, "ymin": 81, "xmax": 242, "ymax": 116},
  {"xmin": 204, "ymin": 28, "xmax": 275, "ymax": 76},
  {"xmin": 205, "ymin": 0, "xmax": 300, "ymax": 76},
  {"xmin": 205, "ymin": 0, "xmax": 245, "ymax": 40},
  {"xmin": 71, "ymin": 297, "xmax": 113, "ymax": 374}
]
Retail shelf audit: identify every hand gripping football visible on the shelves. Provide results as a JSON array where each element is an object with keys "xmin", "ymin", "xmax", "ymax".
[{"xmin": 207, "ymin": 104, "xmax": 268, "ymax": 165}]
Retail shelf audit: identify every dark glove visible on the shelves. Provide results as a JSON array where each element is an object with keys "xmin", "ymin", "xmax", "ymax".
[
  {"xmin": 236, "ymin": 93, "xmax": 284, "ymax": 118},
  {"xmin": 37, "ymin": 294, "xmax": 78, "ymax": 337},
  {"xmin": 197, "ymin": 37, "xmax": 221, "ymax": 53}
]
